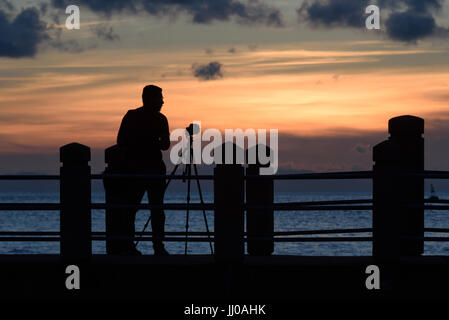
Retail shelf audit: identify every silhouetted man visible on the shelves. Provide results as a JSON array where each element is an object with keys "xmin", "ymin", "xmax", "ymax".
[{"xmin": 117, "ymin": 85, "xmax": 170, "ymax": 256}]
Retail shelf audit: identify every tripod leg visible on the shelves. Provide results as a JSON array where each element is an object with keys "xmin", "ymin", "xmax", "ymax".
[
  {"xmin": 193, "ymin": 163, "xmax": 214, "ymax": 255},
  {"xmin": 185, "ymin": 164, "xmax": 191, "ymax": 255},
  {"xmin": 165, "ymin": 163, "xmax": 180, "ymax": 190}
]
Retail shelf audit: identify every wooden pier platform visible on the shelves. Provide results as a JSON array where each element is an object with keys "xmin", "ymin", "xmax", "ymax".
[{"xmin": 1, "ymin": 254, "xmax": 449, "ymax": 300}]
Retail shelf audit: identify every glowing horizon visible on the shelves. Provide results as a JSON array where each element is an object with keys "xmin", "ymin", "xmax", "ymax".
[{"xmin": 0, "ymin": 43, "xmax": 448, "ymax": 153}]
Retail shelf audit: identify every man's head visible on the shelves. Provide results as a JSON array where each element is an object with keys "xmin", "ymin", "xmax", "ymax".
[{"xmin": 142, "ymin": 85, "xmax": 164, "ymax": 111}]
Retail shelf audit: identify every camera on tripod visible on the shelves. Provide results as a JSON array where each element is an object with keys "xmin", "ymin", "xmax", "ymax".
[
  {"xmin": 186, "ymin": 123, "xmax": 200, "ymax": 136},
  {"xmin": 136, "ymin": 122, "xmax": 213, "ymax": 255}
]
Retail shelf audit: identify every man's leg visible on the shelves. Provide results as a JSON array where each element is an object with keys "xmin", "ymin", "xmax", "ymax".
[{"xmin": 121, "ymin": 181, "xmax": 146, "ymax": 253}]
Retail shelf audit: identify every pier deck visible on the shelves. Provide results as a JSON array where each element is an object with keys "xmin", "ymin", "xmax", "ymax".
[{"xmin": 1, "ymin": 254, "xmax": 449, "ymax": 300}]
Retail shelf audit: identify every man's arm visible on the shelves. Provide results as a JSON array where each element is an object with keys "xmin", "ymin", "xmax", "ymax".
[{"xmin": 159, "ymin": 114, "xmax": 170, "ymax": 151}]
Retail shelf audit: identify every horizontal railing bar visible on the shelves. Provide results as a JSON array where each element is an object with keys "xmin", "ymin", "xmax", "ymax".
[
  {"xmin": 96, "ymin": 203, "xmax": 371, "ymax": 211},
  {"xmin": 253, "ymin": 237, "xmax": 372, "ymax": 242},
  {"xmin": 402, "ymin": 237, "xmax": 449, "ymax": 242},
  {"xmin": 0, "ymin": 203, "xmax": 215, "ymax": 211},
  {"xmin": 93, "ymin": 174, "xmax": 214, "ymax": 180},
  {"xmin": 0, "ymin": 232, "xmax": 59, "ymax": 236},
  {"xmin": 279, "ymin": 199, "xmax": 372, "ymax": 206},
  {"xmin": 245, "ymin": 204, "xmax": 372, "ymax": 211},
  {"xmin": 423, "ymin": 206, "xmax": 449, "ymax": 210},
  {"xmin": 0, "ymin": 231, "xmax": 215, "ymax": 237},
  {"xmin": 421, "ymin": 171, "xmax": 449, "ymax": 179},
  {"xmin": 425, "ymin": 199, "xmax": 449, "ymax": 204},
  {"xmin": 0, "ymin": 201, "xmax": 446, "ymax": 213},
  {"xmin": 0, "ymin": 203, "xmax": 372, "ymax": 211},
  {"xmin": 0, "ymin": 203, "xmax": 60, "ymax": 210},
  {"xmin": 1, "ymin": 170, "xmax": 449, "ymax": 182},
  {"xmin": 91, "ymin": 203, "xmax": 215, "ymax": 210},
  {"xmin": 0, "ymin": 237, "xmax": 60, "ymax": 241},
  {"xmin": 1, "ymin": 235, "xmax": 447, "ymax": 242},
  {"xmin": 246, "ymin": 171, "xmax": 373, "ymax": 180},
  {"xmin": 0, "ymin": 175, "xmax": 59, "ymax": 180},
  {"xmin": 4, "ymin": 203, "xmax": 447, "ymax": 211},
  {"xmin": 0, "ymin": 229, "xmax": 373, "ymax": 237},
  {"xmin": 0, "ymin": 236, "xmax": 371, "ymax": 242},
  {"xmin": 0, "ymin": 236, "xmax": 211, "ymax": 242},
  {"xmin": 89, "ymin": 236, "xmax": 373, "ymax": 242},
  {"xmin": 91, "ymin": 236, "xmax": 375, "ymax": 242},
  {"xmin": 273, "ymin": 228, "xmax": 372, "ymax": 235},
  {"xmin": 0, "ymin": 203, "xmax": 373, "ymax": 211},
  {"xmin": 91, "ymin": 236, "xmax": 214, "ymax": 242},
  {"xmin": 425, "ymin": 228, "xmax": 449, "ymax": 233},
  {"xmin": 248, "ymin": 237, "xmax": 449, "ymax": 242}
]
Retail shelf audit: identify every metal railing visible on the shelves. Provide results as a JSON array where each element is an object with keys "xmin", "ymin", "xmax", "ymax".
[
  {"xmin": 0, "ymin": 114, "xmax": 445, "ymax": 260},
  {"xmin": 1, "ymin": 169, "xmax": 448, "ymax": 256}
]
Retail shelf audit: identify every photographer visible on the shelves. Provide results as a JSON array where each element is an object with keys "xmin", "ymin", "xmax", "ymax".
[{"xmin": 116, "ymin": 85, "xmax": 170, "ymax": 256}]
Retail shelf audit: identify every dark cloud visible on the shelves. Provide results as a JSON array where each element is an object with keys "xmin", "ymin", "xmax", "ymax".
[
  {"xmin": 298, "ymin": 0, "xmax": 448, "ymax": 42},
  {"xmin": 51, "ymin": 0, "xmax": 284, "ymax": 27},
  {"xmin": 0, "ymin": 3, "xmax": 88, "ymax": 58},
  {"xmin": 90, "ymin": 24, "xmax": 120, "ymax": 41},
  {"xmin": 297, "ymin": 0, "xmax": 365, "ymax": 28},
  {"xmin": 192, "ymin": 61, "xmax": 223, "ymax": 81},
  {"xmin": 384, "ymin": 0, "xmax": 448, "ymax": 42},
  {"xmin": 0, "ymin": 7, "xmax": 49, "ymax": 58},
  {"xmin": 386, "ymin": 11, "xmax": 437, "ymax": 42},
  {"xmin": 228, "ymin": 47, "xmax": 237, "ymax": 54}
]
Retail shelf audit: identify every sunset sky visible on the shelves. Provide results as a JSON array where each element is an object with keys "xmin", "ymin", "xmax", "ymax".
[{"xmin": 1, "ymin": 0, "xmax": 449, "ymax": 175}]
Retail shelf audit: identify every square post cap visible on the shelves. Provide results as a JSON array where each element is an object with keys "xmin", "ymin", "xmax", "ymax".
[
  {"xmin": 388, "ymin": 115, "xmax": 424, "ymax": 136},
  {"xmin": 60, "ymin": 143, "xmax": 91, "ymax": 163}
]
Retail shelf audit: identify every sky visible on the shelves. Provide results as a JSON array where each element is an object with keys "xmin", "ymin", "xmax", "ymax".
[{"xmin": 1, "ymin": 0, "xmax": 449, "ymax": 181}]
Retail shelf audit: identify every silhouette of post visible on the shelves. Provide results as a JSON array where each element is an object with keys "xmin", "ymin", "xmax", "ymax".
[
  {"xmin": 373, "ymin": 115, "xmax": 424, "ymax": 258},
  {"xmin": 60, "ymin": 143, "xmax": 92, "ymax": 260},
  {"xmin": 246, "ymin": 145, "xmax": 274, "ymax": 255},
  {"xmin": 214, "ymin": 142, "xmax": 245, "ymax": 263}
]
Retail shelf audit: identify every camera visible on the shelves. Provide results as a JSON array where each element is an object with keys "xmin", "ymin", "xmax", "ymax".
[{"xmin": 186, "ymin": 123, "xmax": 200, "ymax": 136}]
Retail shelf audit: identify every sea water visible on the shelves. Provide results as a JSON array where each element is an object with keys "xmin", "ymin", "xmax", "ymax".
[{"xmin": 0, "ymin": 191, "xmax": 448, "ymax": 256}]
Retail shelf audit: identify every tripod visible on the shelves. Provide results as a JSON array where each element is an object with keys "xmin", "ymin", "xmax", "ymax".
[{"xmin": 135, "ymin": 125, "xmax": 214, "ymax": 255}]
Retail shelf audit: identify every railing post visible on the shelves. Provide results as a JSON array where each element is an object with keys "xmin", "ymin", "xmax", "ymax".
[
  {"xmin": 214, "ymin": 144, "xmax": 245, "ymax": 263},
  {"xmin": 373, "ymin": 115, "xmax": 424, "ymax": 258},
  {"xmin": 246, "ymin": 145, "xmax": 274, "ymax": 256},
  {"xmin": 60, "ymin": 143, "xmax": 92, "ymax": 261}
]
